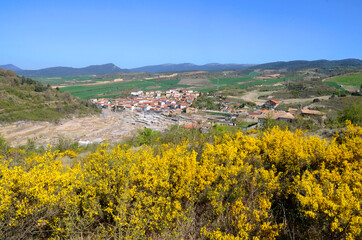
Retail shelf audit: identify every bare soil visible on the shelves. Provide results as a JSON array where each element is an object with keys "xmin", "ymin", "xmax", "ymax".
[
  {"xmin": 178, "ymin": 78, "xmax": 212, "ymax": 86},
  {"xmin": 0, "ymin": 109, "xmax": 178, "ymax": 147},
  {"xmin": 230, "ymin": 90, "xmax": 330, "ymax": 105}
]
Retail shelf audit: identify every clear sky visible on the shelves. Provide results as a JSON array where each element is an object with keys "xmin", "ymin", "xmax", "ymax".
[{"xmin": 0, "ymin": 0, "xmax": 361, "ymax": 69}]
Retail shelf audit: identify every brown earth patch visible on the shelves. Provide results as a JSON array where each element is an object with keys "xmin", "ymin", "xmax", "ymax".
[{"xmin": 178, "ymin": 78, "xmax": 211, "ymax": 85}]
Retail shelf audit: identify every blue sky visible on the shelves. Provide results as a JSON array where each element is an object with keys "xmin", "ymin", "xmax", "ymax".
[{"xmin": 0, "ymin": 0, "xmax": 361, "ymax": 69}]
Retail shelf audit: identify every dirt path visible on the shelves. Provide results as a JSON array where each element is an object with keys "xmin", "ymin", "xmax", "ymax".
[{"xmin": 229, "ymin": 90, "xmax": 274, "ymax": 105}]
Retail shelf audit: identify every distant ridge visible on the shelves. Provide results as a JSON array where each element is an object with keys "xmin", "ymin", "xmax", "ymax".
[
  {"xmin": 251, "ymin": 58, "xmax": 362, "ymax": 71},
  {"xmin": 14, "ymin": 63, "xmax": 255, "ymax": 77},
  {"xmin": 6, "ymin": 58, "xmax": 362, "ymax": 77},
  {"xmin": 0, "ymin": 64, "xmax": 22, "ymax": 71},
  {"xmin": 130, "ymin": 63, "xmax": 255, "ymax": 73},
  {"xmin": 16, "ymin": 63, "xmax": 129, "ymax": 77}
]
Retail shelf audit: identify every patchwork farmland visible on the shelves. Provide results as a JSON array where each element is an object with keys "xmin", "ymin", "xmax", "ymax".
[
  {"xmin": 59, "ymin": 79, "xmax": 189, "ymax": 99},
  {"xmin": 53, "ymin": 72, "xmax": 305, "ymax": 99}
]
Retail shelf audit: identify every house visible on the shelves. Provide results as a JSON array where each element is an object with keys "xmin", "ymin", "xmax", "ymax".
[
  {"xmin": 184, "ymin": 123, "xmax": 200, "ymax": 129},
  {"xmin": 264, "ymin": 99, "xmax": 279, "ymax": 109},
  {"xmin": 124, "ymin": 105, "xmax": 135, "ymax": 111},
  {"xmin": 258, "ymin": 111, "xmax": 295, "ymax": 124},
  {"xmin": 186, "ymin": 107, "xmax": 198, "ymax": 114},
  {"xmin": 179, "ymin": 103, "xmax": 188, "ymax": 109},
  {"xmin": 301, "ymin": 107, "xmax": 322, "ymax": 116},
  {"xmin": 287, "ymin": 108, "xmax": 298, "ymax": 115},
  {"xmin": 131, "ymin": 91, "xmax": 143, "ymax": 96}
]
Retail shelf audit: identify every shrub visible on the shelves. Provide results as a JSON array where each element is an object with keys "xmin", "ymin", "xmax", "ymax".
[
  {"xmin": 0, "ymin": 123, "xmax": 361, "ymax": 239},
  {"xmin": 338, "ymin": 103, "xmax": 362, "ymax": 126},
  {"xmin": 0, "ymin": 134, "xmax": 9, "ymax": 155}
]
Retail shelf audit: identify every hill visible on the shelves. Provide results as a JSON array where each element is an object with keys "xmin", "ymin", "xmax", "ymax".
[
  {"xmin": 130, "ymin": 63, "xmax": 255, "ymax": 73},
  {"xmin": 0, "ymin": 68, "xmax": 100, "ymax": 122},
  {"xmin": 0, "ymin": 64, "xmax": 22, "ymax": 71},
  {"xmin": 8, "ymin": 59, "xmax": 362, "ymax": 77},
  {"xmin": 16, "ymin": 63, "xmax": 128, "ymax": 77},
  {"xmin": 15, "ymin": 63, "xmax": 254, "ymax": 77},
  {"xmin": 251, "ymin": 58, "xmax": 362, "ymax": 71}
]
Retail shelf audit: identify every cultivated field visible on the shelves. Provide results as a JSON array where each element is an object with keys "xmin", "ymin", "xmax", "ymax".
[
  {"xmin": 59, "ymin": 79, "xmax": 189, "ymax": 99},
  {"xmin": 203, "ymin": 74, "xmax": 304, "ymax": 92},
  {"xmin": 324, "ymin": 72, "xmax": 362, "ymax": 91},
  {"xmin": 37, "ymin": 71, "xmax": 306, "ymax": 99},
  {"xmin": 178, "ymin": 77, "xmax": 211, "ymax": 86}
]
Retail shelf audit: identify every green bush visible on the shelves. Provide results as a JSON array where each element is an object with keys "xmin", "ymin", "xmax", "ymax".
[
  {"xmin": 338, "ymin": 103, "xmax": 362, "ymax": 126},
  {"xmin": 0, "ymin": 134, "xmax": 9, "ymax": 154},
  {"xmin": 135, "ymin": 128, "xmax": 160, "ymax": 146}
]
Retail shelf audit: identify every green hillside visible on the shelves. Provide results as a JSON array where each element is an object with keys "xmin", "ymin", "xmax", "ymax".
[
  {"xmin": 250, "ymin": 58, "xmax": 362, "ymax": 71},
  {"xmin": 325, "ymin": 72, "xmax": 362, "ymax": 88},
  {"xmin": 0, "ymin": 69, "xmax": 101, "ymax": 122}
]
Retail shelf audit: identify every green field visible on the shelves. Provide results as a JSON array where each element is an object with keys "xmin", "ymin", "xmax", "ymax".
[
  {"xmin": 60, "ymin": 79, "xmax": 189, "ymax": 99},
  {"xmin": 207, "ymin": 74, "xmax": 304, "ymax": 92},
  {"xmin": 326, "ymin": 73, "xmax": 362, "ymax": 87},
  {"xmin": 57, "ymin": 72, "xmax": 305, "ymax": 99},
  {"xmin": 324, "ymin": 81, "xmax": 345, "ymax": 90}
]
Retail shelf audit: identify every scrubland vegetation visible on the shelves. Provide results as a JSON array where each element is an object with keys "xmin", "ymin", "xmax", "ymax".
[
  {"xmin": 0, "ymin": 121, "xmax": 361, "ymax": 239},
  {"xmin": 0, "ymin": 69, "xmax": 100, "ymax": 122}
]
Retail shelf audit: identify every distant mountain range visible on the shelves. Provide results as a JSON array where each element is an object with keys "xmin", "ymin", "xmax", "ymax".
[
  {"xmin": 0, "ymin": 63, "xmax": 254, "ymax": 77},
  {"xmin": 1, "ymin": 58, "xmax": 361, "ymax": 77},
  {"xmin": 250, "ymin": 58, "xmax": 362, "ymax": 71},
  {"xmin": 7, "ymin": 63, "xmax": 128, "ymax": 78},
  {"xmin": 130, "ymin": 63, "xmax": 255, "ymax": 73}
]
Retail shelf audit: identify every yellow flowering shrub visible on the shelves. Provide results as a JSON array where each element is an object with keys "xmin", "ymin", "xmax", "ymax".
[
  {"xmin": 0, "ymin": 122, "xmax": 360, "ymax": 239},
  {"xmin": 297, "ymin": 164, "xmax": 362, "ymax": 239},
  {"xmin": 0, "ymin": 149, "xmax": 77, "ymax": 238}
]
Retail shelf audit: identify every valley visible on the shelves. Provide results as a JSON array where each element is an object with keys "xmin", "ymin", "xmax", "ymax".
[{"xmin": 1, "ymin": 61, "xmax": 361, "ymax": 148}]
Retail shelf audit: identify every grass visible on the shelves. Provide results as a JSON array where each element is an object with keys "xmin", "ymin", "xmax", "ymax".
[
  {"xmin": 204, "ymin": 111, "xmax": 232, "ymax": 116},
  {"xmin": 324, "ymin": 81, "xmax": 345, "ymax": 90},
  {"xmin": 326, "ymin": 73, "xmax": 362, "ymax": 87},
  {"xmin": 236, "ymin": 122, "xmax": 257, "ymax": 128},
  {"xmin": 259, "ymin": 85, "xmax": 284, "ymax": 91},
  {"xmin": 206, "ymin": 75, "xmax": 304, "ymax": 92},
  {"xmin": 249, "ymin": 72, "xmax": 261, "ymax": 77},
  {"xmin": 60, "ymin": 79, "xmax": 189, "ymax": 99},
  {"xmin": 210, "ymin": 76, "xmax": 253, "ymax": 85}
]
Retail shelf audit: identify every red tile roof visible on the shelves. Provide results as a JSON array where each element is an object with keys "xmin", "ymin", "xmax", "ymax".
[
  {"xmin": 184, "ymin": 123, "xmax": 199, "ymax": 129},
  {"xmin": 270, "ymin": 99, "xmax": 279, "ymax": 104}
]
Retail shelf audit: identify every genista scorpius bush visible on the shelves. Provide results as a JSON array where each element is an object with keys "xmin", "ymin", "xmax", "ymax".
[{"xmin": 0, "ymin": 122, "xmax": 361, "ymax": 239}]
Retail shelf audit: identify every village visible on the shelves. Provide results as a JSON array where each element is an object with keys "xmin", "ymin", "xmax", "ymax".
[{"xmin": 91, "ymin": 88, "xmax": 324, "ymax": 131}]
